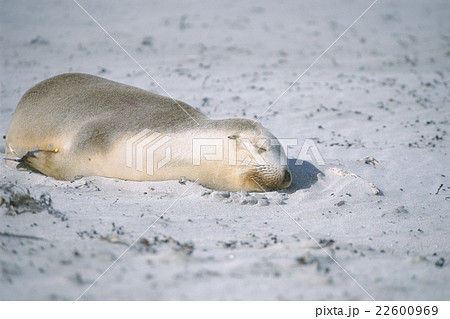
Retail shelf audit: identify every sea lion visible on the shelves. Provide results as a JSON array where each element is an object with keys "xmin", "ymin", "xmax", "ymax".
[{"xmin": 5, "ymin": 73, "xmax": 291, "ymax": 192}]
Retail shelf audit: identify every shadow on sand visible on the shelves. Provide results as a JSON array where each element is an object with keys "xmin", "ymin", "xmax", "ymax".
[{"xmin": 284, "ymin": 159, "xmax": 323, "ymax": 194}]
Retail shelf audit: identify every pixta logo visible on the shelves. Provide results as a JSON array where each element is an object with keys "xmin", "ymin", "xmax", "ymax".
[
  {"xmin": 126, "ymin": 130, "xmax": 325, "ymax": 176},
  {"xmin": 126, "ymin": 129, "xmax": 172, "ymax": 175}
]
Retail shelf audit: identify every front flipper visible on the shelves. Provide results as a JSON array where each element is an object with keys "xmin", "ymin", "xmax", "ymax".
[{"xmin": 15, "ymin": 148, "xmax": 67, "ymax": 180}]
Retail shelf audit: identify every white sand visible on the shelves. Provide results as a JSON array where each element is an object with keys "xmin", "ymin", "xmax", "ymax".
[{"xmin": 0, "ymin": 0, "xmax": 449, "ymax": 300}]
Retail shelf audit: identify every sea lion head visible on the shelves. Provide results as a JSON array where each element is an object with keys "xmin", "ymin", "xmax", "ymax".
[{"xmin": 199, "ymin": 118, "xmax": 292, "ymax": 192}]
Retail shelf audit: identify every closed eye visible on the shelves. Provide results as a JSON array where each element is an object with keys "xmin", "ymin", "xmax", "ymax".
[{"xmin": 257, "ymin": 147, "xmax": 267, "ymax": 153}]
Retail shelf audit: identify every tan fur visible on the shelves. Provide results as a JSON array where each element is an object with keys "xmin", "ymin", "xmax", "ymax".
[{"xmin": 5, "ymin": 73, "xmax": 291, "ymax": 192}]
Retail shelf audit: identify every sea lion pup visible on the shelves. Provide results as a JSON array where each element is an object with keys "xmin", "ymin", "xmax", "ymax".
[{"xmin": 5, "ymin": 73, "xmax": 291, "ymax": 192}]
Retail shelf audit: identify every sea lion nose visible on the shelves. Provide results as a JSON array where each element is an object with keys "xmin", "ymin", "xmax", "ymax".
[{"xmin": 282, "ymin": 169, "xmax": 292, "ymax": 186}]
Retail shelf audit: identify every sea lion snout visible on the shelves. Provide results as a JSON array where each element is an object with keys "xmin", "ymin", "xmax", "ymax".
[
  {"xmin": 241, "ymin": 165, "xmax": 291, "ymax": 192},
  {"xmin": 281, "ymin": 169, "xmax": 292, "ymax": 188}
]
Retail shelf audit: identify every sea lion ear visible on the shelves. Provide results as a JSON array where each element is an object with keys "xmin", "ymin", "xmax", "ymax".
[{"xmin": 227, "ymin": 134, "xmax": 239, "ymax": 140}]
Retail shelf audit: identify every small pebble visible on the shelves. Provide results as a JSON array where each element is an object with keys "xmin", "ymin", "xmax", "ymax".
[
  {"xmin": 246, "ymin": 196, "xmax": 258, "ymax": 205},
  {"xmin": 258, "ymin": 199, "xmax": 270, "ymax": 206},
  {"xmin": 238, "ymin": 199, "xmax": 248, "ymax": 205}
]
